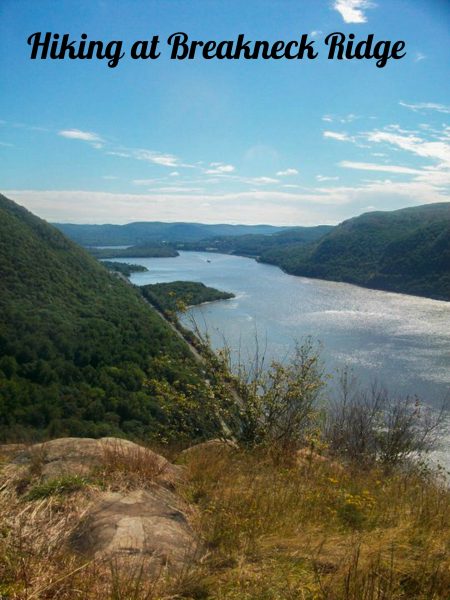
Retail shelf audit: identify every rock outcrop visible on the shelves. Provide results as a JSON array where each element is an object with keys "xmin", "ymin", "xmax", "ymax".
[
  {"xmin": 70, "ymin": 487, "xmax": 197, "ymax": 574},
  {"xmin": 10, "ymin": 436, "xmax": 182, "ymax": 489},
  {"xmin": 2, "ymin": 437, "xmax": 197, "ymax": 575}
]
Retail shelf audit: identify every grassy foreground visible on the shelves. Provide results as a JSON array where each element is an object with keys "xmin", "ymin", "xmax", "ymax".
[{"xmin": 0, "ymin": 443, "xmax": 449, "ymax": 599}]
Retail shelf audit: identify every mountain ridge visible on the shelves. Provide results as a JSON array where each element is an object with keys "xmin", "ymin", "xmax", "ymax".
[{"xmin": 259, "ymin": 202, "xmax": 450, "ymax": 301}]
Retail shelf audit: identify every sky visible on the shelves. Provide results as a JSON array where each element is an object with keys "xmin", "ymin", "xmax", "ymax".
[{"xmin": 0, "ymin": 0, "xmax": 449, "ymax": 225}]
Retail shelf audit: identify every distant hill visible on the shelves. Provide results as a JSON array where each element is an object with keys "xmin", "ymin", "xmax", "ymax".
[
  {"xmin": 177, "ymin": 226, "xmax": 333, "ymax": 256},
  {"xmin": 53, "ymin": 221, "xmax": 289, "ymax": 247},
  {"xmin": 0, "ymin": 194, "xmax": 214, "ymax": 441},
  {"xmin": 260, "ymin": 203, "xmax": 450, "ymax": 301},
  {"xmin": 90, "ymin": 245, "xmax": 179, "ymax": 259}
]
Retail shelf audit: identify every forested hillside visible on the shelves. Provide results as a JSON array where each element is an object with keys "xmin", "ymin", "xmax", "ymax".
[
  {"xmin": 259, "ymin": 203, "xmax": 450, "ymax": 301},
  {"xmin": 54, "ymin": 221, "xmax": 288, "ymax": 246},
  {"xmin": 0, "ymin": 194, "xmax": 215, "ymax": 441}
]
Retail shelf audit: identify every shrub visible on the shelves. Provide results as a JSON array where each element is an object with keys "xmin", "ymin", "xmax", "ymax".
[{"xmin": 324, "ymin": 369, "xmax": 446, "ymax": 468}]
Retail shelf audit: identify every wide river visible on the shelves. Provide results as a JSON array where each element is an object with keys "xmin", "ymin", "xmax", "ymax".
[
  {"xmin": 123, "ymin": 251, "xmax": 449, "ymax": 399},
  {"xmin": 120, "ymin": 251, "xmax": 449, "ymax": 463}
]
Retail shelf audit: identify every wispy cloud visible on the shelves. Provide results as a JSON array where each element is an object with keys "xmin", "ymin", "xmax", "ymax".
[
  {"xmin": 276, "ymin": 168, "xmax": 298, "ymax": 176},
  {"xmin": 366, "ymin": 130, "xmax": 450, "ymax": 164},
  {"xmin": 57, "ymin": 127, "xmax": 196, "ymax": 169},
  {"xmin": 414, "ymin": 52, "xmax": 426, "ymax": 62},
  {"xmin": 248, "ymin": 177, "xmax": 279, "ymax": 185},
  {"xmin": 106, "ymin": 151, "xmax": 130, "ymax": 158},
  {"xmin": 399, "ymin": 101, "xmax": 450, "ymax": 114},
  {"xmin": 323, "ymin": 130, "xmax": 354, "ymax": 142},
  {"xmin": 316, "ymin": 175, "xmax": 340, "ymax": 182},
  {"xmin": 58, "ymin": 129, "xmax": 104, "ymax": 144},
  {"xmin": 205, "ymin": 162, "xmax": 235, "ymax": 174},
  {"xmin": 333, "ymin": 0, "xmax": 376, "ymax": 24},
  {"xmin": 339, "ymin": 161, "xmax": 421, "ymax": 175},
  {"xmin": 133, "ymin": 149, "xmax": 181, "ymax": 167}
]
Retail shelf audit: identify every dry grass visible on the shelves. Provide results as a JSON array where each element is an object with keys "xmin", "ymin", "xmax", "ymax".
[
  {"xmin": 94, "ymin": 440, "xmax": 175, "ymax": 491},
  {"xmin": 0, "ymin": 443, "xmax": 449, "ymax": 599},
  {"xmin": 179, "ymin": 448, "xmax": 450, "ymax": 600}
]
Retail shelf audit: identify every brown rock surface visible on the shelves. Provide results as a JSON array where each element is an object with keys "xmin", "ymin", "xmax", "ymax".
[
  {"xmin": 10, "ymin": 437, "xmax": 182, "ymax": 488},
  {"xmin": 70, "ymin": 487, "xmax": 198, "ymax": 573}
]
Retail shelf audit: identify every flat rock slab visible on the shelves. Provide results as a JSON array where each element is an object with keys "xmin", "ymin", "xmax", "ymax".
[
  {"xmin": 9, "ymin": 437, "xmax": 182, "ymax": 488},
  {"xmin": 70, "ymin": 487, "xmax": 198, "ymax": 574}
]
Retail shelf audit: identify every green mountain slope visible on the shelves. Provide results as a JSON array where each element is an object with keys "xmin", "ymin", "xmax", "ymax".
[
  {"xmin": 0, "ymin": 194, "xmax": 211, "ymax": 441},
  {"xmin": 259, "ymin": 203, "xmax": 450, "ymax": 300}
]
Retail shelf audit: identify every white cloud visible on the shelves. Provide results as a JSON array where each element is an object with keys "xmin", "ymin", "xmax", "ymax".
[
  {"xmin": 106, "ymin": 151, "xmax": 130, "ymax": 158},
  {"xmin": 58, "ymin": 129, "xmax": 103, "ymax": 143},
  {"xmin": 133, "ymin": 149, "xmax": 180, "ymax": 167},
  {"xmin": 333, "ymin": 0, "xmax": 376, "ymax": 24},
  {"xmin": 366, "ymin": 130, "xmax": 450, "ymax": 164},
  {"xmin": 205, "ymin": 163, "xmax": 235, "ymax": 174},
  {"xmin": 6, "ymin": 173, "xmax": 449, "ymax": 228},
  {"xmin": 276, "ymin": 168, "xmax": 299, "ymax": 176},
  {"xmin": 399, "ymin": 101, "xmax": 450, "ymax": 114},
  {"xmin": 170, "ymin": 171, "xmax": 180, "ymax": 177},
  {"xmin": 249, "ymin": 177, "xmax": 279, "ymax": 185},
  {"xmin": 316, "ymin": 175, "xmax": 340, "ymax": 182},
  {"xmin": 323, "ymin": 131, "xmax": 353, "ymax": 142},
  {"xmin": 4, "ymin": 189, "xmax": 347, "ymax": 225},
  {"xmin": 414, "ymin": 52, "xmax": 426, "ymax": 62},
  {"xmin": 339, "ymin": 161, "xmax": 421, "ymax": 175}
]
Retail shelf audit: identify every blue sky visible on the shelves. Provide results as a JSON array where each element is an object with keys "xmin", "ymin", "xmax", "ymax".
[{"xmin": 1, "ymin": 0, "xmax": 449, "ymax": 225}]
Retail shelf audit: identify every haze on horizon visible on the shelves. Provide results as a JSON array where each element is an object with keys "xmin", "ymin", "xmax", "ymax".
[{"xmin": 0, "ymin": 0, "xmax": 449, "ymax": 226}]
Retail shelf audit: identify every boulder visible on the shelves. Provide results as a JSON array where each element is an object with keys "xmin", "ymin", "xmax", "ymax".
[
  {"xmin": 70, "ymin": 487, "xmax": 198, "ymax": 573},
  {"xmin": 10, "ymin": 437, "xmax": 182, "ymax": 489},
  {"xmin": 180, "ymin": 438, "xmax": 238, "ymax": 460}
]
